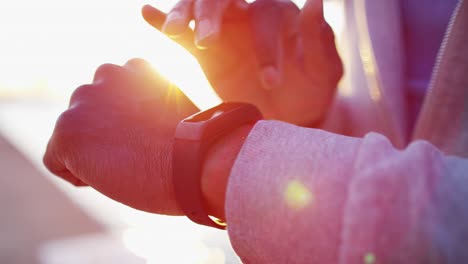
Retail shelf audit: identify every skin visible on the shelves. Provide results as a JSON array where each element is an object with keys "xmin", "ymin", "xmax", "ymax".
[
  {"xmin": 43, "ymin": 59, "xmax": 199, "ymax": 215},
  {"xmin": 44, "ymin": 0, "xmax": 343, "ymax": 220},
  {"xmin": 142, "ymin": 0, "xmax": 343, "ymax": 125}
]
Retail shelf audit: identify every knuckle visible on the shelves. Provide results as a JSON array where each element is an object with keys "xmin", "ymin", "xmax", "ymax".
[
  {"xmin": 124, "ymin": 58, "xmax": 152, "ymax": 73},
  {"xmin": 42, "ymin": 151, "xmax": 68, "ymax": 179},
  {"xmin": 93, "ymin": 63, "xmax": 123, "ymax": 82},
  {"xmin": 49, "ymin": 109, "xmax": 86, "ymax": 159},
  {"xmin": 126, "ymin": 58, "xmax": 147, "ymax": 66},
  {"xmin": 53, "ymin": 109, "xmax": 82, "ymax": 141},
  {"xmin": 69, "ymin": 84, "xmax": 96, "ymax": 106},
  {"xmin": 44, "ymin": 110, "xmax": 82, "ymax": 173},
  {"xmin": 42, "ymin": 150, "xmax": 57, "ymax": 172}
]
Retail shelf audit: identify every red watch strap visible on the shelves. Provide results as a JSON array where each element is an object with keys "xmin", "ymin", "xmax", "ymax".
[{"xmin": 172, "ymin": 103, "xmax": 262, "ymax": 229}]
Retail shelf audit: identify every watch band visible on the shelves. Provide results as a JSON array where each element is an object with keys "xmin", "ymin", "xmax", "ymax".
[{"xmin": 172, "ymin": 103, "xmax": 262, "ymax": 229}]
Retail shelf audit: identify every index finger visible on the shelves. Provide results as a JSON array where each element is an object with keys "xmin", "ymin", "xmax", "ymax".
[
  {"xmin": 141, "ymin": 5, "xmax": 198, "ymax": 55},
  {"xmin": 141, "ymin": 5, "xmax": 167, "ymax": 30},
  {"xmin": 301, "ymin": 0, "xmax": 324, "ymax": 23},
  {"xmin": 193, "ymin": 0, "xmax": 230, "ymax": 48},
  {"xmin": 249, "ymin": 0, "xmax": 300, "ymax": 89}
]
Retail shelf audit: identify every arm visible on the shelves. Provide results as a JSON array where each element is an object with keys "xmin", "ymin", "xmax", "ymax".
[{"xmin": 201, "ymin": 120, "xmax": 468, "ymax": 263}]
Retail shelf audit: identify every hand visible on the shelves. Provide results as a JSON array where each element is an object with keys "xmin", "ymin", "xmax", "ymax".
[
  {"xmin": 142, "ymin": 0, "xmax": 342, "ymax": 125},
  {"xmin": 43, "ymin": 59, "xmax": 199, "ymax": 215}
]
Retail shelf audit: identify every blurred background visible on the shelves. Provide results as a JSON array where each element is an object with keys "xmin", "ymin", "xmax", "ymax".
[{"xmin": 0, "ymin": 0, "xmax": 344, "ymax": 263}]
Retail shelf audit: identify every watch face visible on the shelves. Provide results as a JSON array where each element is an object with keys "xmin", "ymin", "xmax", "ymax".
[
  {"xmin": 184, "ymin": 103, "xmax": 241, "ymax": 123},
  {"xmin": 185, "ymin": 110, "xmax": 224, "ymax": 122}
]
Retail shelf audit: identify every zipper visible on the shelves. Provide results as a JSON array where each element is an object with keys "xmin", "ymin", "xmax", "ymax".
[{"xmin": 415, "ymin": 0, "xmax": 462, "ymax": 124}]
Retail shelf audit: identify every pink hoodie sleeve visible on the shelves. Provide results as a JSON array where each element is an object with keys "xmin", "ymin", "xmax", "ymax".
[{"xmin": 225, "ymin": 120, "xmax": 468, "ymax": 263}]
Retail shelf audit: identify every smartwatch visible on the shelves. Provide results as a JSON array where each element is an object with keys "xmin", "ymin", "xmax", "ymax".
[{"xmin": 172, "ymin": 102, "xmax": 262, "ymax": 229}]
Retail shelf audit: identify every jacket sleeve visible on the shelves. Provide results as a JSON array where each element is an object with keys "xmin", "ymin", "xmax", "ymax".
[{"xmin": 225, "ymin": 120, "xmax": 468, "ymax": 264}]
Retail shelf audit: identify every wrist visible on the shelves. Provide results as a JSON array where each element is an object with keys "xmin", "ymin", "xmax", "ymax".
[{"xmin": 201, "ymin": 124, "xmax": 254, "ymax": 221}]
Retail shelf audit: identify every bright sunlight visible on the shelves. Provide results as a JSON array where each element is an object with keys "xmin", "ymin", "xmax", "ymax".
[
  {"xmin": 0, "ymin": 0, "xmax": 343, "ymax": 109},
  {"xmin": 0, "ymin": 0, "xmax": 221, "ymax": 109}
]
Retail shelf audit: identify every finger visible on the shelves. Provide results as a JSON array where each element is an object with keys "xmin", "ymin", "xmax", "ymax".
[
  {"xmin": 162, "ymin": 0, "xmax": 194, "ymax": 36},
  {"xmin": 93, "ymin": 63, "xmax": 127, "ymax": 83},
  {"xmin": 300, "ymin": 0, "xmax": 335, "ymax": 70},
  {"xmin": 56, "ymin": 169, "xmax": 88, "ymax": 187},
  {"xmin": 124, "ymin": 58, "xmax": 156, "ymax": 75},
  {"xmin": 300, "ymin": 0, "xmax": 325, "ymax": 45},
  {"xmin": 193, "ymin": 0, "xmax": 232, "ymax": 48},
  {"xmin": 43, "ymin": 141, "xmax": 87, "ymax": 187},
  {"xmin": 44, "ymin": 109, "xmax": 89, "ymax": 187},
  {"xmin": 302, "ymin": 0, "xmax": 324, "ymax": 23},
  {"xmin": 141, "ymin": 4, "xmax": 166, "ymax": 30},
  {"xmin": 123, "ymin": 58, "xmax": 170, "ymax": 90},
  {"xmin": 69, "ymin": 84, "xmax": 99, "ymax": 108},
  {"xmin": 249, "ymin": 0, "xmax": 300, "ymax": 89},
  {"xmin": 142, "ymin": 5, "xmax": 198, "ymax": 55}
]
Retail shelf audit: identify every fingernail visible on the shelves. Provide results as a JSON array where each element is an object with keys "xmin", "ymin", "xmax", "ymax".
[
  {"xmin": 261, "ymin": 66, "xmax": 281, "ymax": 90},
  {"xmin": 195, "ymin": 19, "xmax": 216, "ymax": 49},
  {"xmin": 162, "ymin": 12, "xmax": 186, "ymax": 36}
]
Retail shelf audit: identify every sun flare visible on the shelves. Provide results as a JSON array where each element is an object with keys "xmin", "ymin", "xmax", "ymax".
[{"xmin": 0, "ymin": 0, "xmax": 221, "ymax": 110}]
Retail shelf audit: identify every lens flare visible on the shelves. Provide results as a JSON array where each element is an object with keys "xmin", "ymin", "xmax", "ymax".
[{"xmin": 284, "ymin": 180, "xmax": 313, "ymax": 210}]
